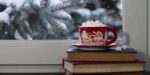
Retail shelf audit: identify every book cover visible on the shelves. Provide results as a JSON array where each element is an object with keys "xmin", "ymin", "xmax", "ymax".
[
  {"xmin": 67, "ymin": 47, "xmax": 136, "ymax": 53},
  {"xmin": 65, "ymin": 71, "xmax": 144, "ymax": 75},
  {"xmin": 64, "ymin": 58, "xmax": 145, "ymax": 65},
  {"xmin": 63, "ymin": 58, "xmax": 145, "ymax": 73},
  {"xmin": 67, "ymin": 47, "xmax": 136, "ymax": 61}
]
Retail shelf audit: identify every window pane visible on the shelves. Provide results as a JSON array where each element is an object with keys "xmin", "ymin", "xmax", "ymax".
[{"xmin": 0, "ymin": 0, "xmax": 122, "ymax": 40}]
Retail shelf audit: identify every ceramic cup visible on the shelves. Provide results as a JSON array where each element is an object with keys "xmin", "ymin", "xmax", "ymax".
[{"xmin": 79, "ymin": 26, "xmax": 117, "ymax": 46}]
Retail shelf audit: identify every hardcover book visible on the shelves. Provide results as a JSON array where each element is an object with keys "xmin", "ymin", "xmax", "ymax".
[
  {"xmin": 63, "ymin": 58, "xmax": 145, "ymax": 74},
  {"xmin": 65, "ymin": 71, "xmax": 144, "ymax": 75},
  {"xmin": 67, "ymin": 47, "xmax": 136, "ymax": 61}
]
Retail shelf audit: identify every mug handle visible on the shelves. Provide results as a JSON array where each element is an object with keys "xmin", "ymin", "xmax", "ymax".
[{"xmin": 106, "ymin": 27, "xmax": 118, "ymax": 45}]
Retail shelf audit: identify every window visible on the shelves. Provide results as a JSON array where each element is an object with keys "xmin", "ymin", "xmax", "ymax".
[
  {"xmin": 0, "ymin": 0, "xmax": 122, "ymax": 40},
  {"xmin": 0, "ymin": 0, "xmax": 147, "ymax": 67}
]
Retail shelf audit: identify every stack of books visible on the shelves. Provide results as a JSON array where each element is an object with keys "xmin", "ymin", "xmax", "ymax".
[{"xmin": 63, "ymin": 47, "xmax": 145, "ymax": 75}]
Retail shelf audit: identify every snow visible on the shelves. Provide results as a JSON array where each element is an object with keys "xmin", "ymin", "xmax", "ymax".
[
  {"xmin": 0, "ymin": 0, "xmax": 45, "ymax": 10},
  {"xmin": 49, "ymin": 0, "xmax": 62, "ymax": 6},
  {"xmin": 53, "ymin": 10, "xmax": 72, "ymax": 20},
  {"xmin": 0, "ymin": 0, "xmax": 26, "ymax": 8},
  {"xmin": 74, "ymin": 8, "xmax": 91, "ymax": 19},
  {"xmin": 0, "ymin": 6, "xmax": 13, "ymax": 24},
  {"xmin": 49, "ymin": 0, "xmax": 63, "ymax": 10},
  {"xmin": 32, "ymin": 0, "xmax": 41, "ymax": 7},
  {"xmin": 0, "ymin": 12, "xmax": 9, "ymax": 24},
  {"xmin": 92, "ymin": 8, "xmax": 107, "ymax": 17},
  {"xmin": 15, "ymin": 30, "xmax": 32, "ymax": 40},
  {"xmin": 15, "ymin": 30, "xmax": 25, "ymax": 40},
  {"xmin": 3, "ymin": 7, "xmax": 13, "ymax": 14}
]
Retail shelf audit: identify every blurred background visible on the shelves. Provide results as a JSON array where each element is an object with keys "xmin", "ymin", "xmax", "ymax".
[{"xmin": 0, "ymin": 0, "xmax": 122, "ymax": 40}]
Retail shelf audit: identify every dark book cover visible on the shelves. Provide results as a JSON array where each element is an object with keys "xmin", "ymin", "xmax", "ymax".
[
  {"xmin": 65, "ymin": 71, "xmax": 144, "ymax": 75},
  {"xmin": 67, "ymin": 47, "xmax": 137, "ymax": 53},
  {"xmin": 63, "ymin": 58, "xmax": 145, "ymax": 65}
]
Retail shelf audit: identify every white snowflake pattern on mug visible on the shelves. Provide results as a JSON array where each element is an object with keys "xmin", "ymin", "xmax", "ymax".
[{"xmin": 81, "ymin": 30, "xmax": 106, "ymax": 45}]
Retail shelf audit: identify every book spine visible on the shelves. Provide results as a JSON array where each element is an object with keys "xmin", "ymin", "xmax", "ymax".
[{"xmin": 65, "ymin": 71, "xmax": 144, "ymax": 75}]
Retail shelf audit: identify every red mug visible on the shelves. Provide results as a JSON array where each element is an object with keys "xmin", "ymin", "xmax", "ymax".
[{"xmin": 79, "ymin": 26, "xmax": 117, "ymax": 46}]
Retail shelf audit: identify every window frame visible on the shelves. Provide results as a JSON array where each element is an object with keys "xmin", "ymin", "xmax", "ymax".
[{"xmin": 0, "ymin": 0, "xmax": 148, "ymax": 65}]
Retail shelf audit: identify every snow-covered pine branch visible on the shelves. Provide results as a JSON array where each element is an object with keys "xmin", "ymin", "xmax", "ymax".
[
  {"xmin": 0, "ymin": 0, "xmax": 86, "ymax": 40},
  {"xmin": 0, "ymin": 6, "xmax": 14, "ymax": 25}
]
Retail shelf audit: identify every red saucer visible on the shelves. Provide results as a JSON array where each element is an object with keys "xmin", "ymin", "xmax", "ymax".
[{"xmin": 72, "ymin": 42, "xmax": 116, "ymax": 48}]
